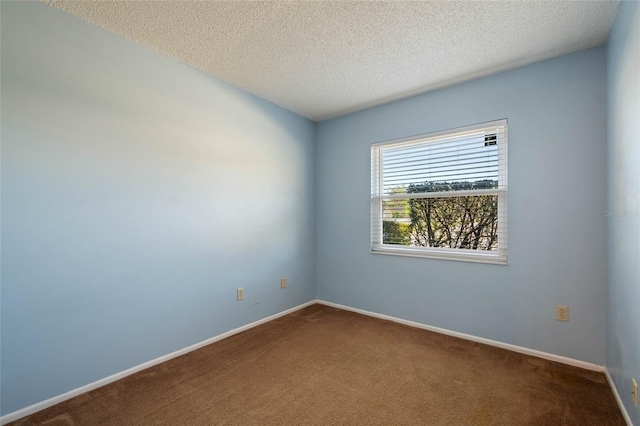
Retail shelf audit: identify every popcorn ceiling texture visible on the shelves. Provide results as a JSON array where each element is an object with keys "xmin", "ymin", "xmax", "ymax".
[{"xmin": 45, "ymin": 1, "xmax": 619, "ymax": 122}]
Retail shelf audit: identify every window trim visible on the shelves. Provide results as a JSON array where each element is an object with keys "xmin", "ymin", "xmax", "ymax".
[{"xmin": 370, "ymin": 119, "xmax": 508, "ymax": 265}]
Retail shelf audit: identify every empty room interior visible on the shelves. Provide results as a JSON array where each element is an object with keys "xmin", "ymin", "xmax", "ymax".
[{"xmin": 1, "ymin": 1, "xmax": 639, "ymax": 425}]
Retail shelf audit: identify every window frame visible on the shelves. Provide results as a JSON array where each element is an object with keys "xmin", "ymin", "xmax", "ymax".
[{"xmin": 370, "ymin": 119, "xmax": 508, "ymax": 265}]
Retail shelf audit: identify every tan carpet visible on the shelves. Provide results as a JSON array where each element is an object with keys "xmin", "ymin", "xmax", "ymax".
[{"xmin": 10, "ymin": 304, "xmax": 624, "ymax": 425}]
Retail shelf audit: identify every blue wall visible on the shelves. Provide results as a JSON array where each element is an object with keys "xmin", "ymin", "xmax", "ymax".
[
  {"xmin": 0, "ymin": 2, "xmax": 315, "ymax": 414},
  {"xmin": 1, "ymin": 0, "xmax": 629, "ymax": 420},
  {"xmin": 316, "ymin": 47, "xmax": 608, "ymax": 365},
  {"xmin": 606, "ymin": 1, "xmax": 640, "ymax": 424}
]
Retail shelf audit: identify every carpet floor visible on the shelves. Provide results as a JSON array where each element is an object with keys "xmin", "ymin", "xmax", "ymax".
[{"xmin": 10, "ymin": 304, "xmax": 625, "ymax": 425}]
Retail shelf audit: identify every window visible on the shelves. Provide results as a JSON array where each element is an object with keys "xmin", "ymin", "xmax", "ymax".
[{"xmin": 371, "ymin": 119, "xmax": 508, "ymax": 264}]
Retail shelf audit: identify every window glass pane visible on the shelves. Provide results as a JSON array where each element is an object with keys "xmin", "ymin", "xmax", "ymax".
[{"xmin": 382, "ymin": 195, "xmax": 498, "ymax": 251}]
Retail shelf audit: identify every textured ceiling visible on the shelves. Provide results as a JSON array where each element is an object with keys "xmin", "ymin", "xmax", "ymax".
[{"xmin": 45, "ymin": 1, "xmax": 620, "ymax": 122}]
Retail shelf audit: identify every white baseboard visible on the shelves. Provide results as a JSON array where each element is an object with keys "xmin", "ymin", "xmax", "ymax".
[
  {"xmin": 0, "ymin": 300, "xmax": 317, "ymax": 425},
  {"xmin": 604, "ymin": 368, "xmax": 634, "ymax": 426},
  {"xmin": 2, "ymin": 299, "xmax": 621, "ymax": 425},
  {"xmin": 322, "ymin": 299, "xmax": 636, "ymax": 422},
  {"xmin": 317, "ymin": 300, "xmax": 604, "ymax": 372}
]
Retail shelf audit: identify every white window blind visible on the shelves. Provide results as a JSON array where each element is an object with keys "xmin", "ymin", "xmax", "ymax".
[{"xmin": 371, "ymin": 119, "xmax": 508, "ymax": 264}]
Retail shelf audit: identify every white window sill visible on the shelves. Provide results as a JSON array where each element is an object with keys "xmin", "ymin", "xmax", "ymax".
[{"xmin": 371, "ymin": 246, "xmax": 507, "ymax": 265}]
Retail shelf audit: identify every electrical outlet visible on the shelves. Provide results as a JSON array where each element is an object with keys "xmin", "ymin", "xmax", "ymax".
[
  {"xmin": 555, "ymin": 305, "xmax": 569, "ymax": 322},
  {"xmin": 281, "ymin": 277, "xmax": 287, "ymax": 289},
  {"xmin": 237, "ymin": 288, "xmax": 244, "ymax": 301},
  {"xmin": 632, "ymin": 378, "xmax": 638, "ymax": 408}
]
